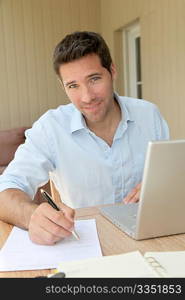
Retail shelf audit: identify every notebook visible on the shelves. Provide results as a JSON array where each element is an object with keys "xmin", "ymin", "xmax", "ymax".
[
  {"xmin": 100, "ymin": 139, "xmax": 185, "ymax": 240},
  {"xmin": 56, "ymin": 250, "xmax": 185, "ymax": 278}
]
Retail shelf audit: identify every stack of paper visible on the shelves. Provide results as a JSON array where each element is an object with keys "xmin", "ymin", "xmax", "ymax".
[{"xmin": 0, "ymin": 219, "xmax": 102, "ymax": 271}]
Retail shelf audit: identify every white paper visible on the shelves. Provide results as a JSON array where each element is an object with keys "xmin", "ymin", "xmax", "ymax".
[{"xmin": 0, "ymin": 219, "xmax": 102, "ymax": 271}]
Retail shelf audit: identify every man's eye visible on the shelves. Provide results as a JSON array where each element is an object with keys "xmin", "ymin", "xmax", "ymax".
[
  {"xmin": 91, "ymin": 76, "xmax": 101, "ymax": 82},
  {"xmin": 68, "ymin": 84, "xmax": 78, "ymax": 89}
]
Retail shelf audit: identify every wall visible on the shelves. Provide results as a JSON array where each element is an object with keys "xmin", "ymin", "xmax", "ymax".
[
  {"xmin": 101, "ymin": 0, "xmax": 185, "ymax": 138},
  {"xmin": 0, "ymin": 0, "xmax": 100, "ymax": 129},
  {"xmin": 1, "ymin": 0, "xmax": 185, "ymax": 139}
]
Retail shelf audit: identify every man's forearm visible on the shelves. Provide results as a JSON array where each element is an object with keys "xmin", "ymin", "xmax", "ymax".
[{"xmin": 0, "ymin": 188, "xmax": 38, "ymax": 229}]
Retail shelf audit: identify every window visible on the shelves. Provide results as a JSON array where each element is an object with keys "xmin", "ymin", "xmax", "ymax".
[{"xmin": 123, "ymin": 22, "xmax": 142, "ymax": 99}]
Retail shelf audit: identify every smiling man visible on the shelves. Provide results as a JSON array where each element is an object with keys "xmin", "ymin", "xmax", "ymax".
[
  {"xmin": 0, "ymin": 31, "xmax": 169, "ymax": 245},
  {"xmin": 60, "ymin": 53, "xmax": 120, "ymax": 146}
]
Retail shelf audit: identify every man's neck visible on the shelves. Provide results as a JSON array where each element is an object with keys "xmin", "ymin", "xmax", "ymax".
[{"xmin": 86, "ymin": 99, "xmax": 122, "ymax": 146}]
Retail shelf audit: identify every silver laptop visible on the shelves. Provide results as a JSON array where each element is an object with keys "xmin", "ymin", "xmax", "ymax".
[{"xmin": 100, "ymin": 139, "xmax": 185, "ymax": 240}]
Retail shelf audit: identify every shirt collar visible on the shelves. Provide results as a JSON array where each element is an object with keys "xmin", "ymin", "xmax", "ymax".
[
  {"xmin": 70, "ymin": 92, "xmax": 134, "ymax": 133},
  {"xmin": 70, "ymin": 107, "xmax": 87, "ymax": 133},
  {"xmin": 114, "ymin": 92, "xmax": 134, "ymax": 124}
]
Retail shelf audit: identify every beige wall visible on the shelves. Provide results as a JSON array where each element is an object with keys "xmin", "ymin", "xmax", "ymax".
[
  {"xmin": 101, "ymin": 0, "xmax": 185, "ymax": 139},
  {"xmin": 1, "ymin": 0, "xmax": 185, "ymax": 139},
  {"xmin": 0, "ymin": 0, "xmax": 100, "ymax": 129}
]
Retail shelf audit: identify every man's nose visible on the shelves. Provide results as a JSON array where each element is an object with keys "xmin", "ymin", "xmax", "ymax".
[{"xmin": 81, "ymin": 86, "xmax": 94, "ymax": 103}]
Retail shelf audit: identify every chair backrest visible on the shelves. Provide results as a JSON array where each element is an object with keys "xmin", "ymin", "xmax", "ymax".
[
  {"xmin": 50, "ymin": 180, "xmax": 62, "ymax": 206},
  {"xmin": 0, "ymin": 127, "xmax": 30, "ymax": 166},
  {"xmin": 0, "ymin": 126, "xmax": 51, "ymax": 203}
]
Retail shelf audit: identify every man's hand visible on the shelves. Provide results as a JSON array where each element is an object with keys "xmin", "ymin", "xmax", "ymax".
[
  {"xmin": 28, "ymin": 202, "xmax": 75, "ymax": 245},
  {"xmin": 123, "ymin": 183, "xmax": 141, "ymax": 204}
]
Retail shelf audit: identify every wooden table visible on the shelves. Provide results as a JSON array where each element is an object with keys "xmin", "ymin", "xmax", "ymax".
[{"xmin": 0, "ymin": 205, "xmax": 185, "ymax": 277}]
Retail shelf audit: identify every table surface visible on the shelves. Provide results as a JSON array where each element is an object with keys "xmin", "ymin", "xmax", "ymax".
[{"xmin": 0, "ymin": 205, "xmax": 185, "ymax": 277}]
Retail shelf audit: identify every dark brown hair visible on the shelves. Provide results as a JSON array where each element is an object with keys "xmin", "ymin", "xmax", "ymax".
[{"xmin": 53, "ymin": 31, "xmax": 112, "ymax": 77}]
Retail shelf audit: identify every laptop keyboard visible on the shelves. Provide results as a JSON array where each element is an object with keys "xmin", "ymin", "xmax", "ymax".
[
  {"xmin": 120, "ymin": 203, "xmax": 138, "ymax": 219},
  {"xmin": 100, "ymin": 203, "xmax": 139, "ymax": 235}
]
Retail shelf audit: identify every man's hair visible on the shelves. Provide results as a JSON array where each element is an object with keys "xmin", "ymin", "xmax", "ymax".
[{"xmin": 53, "ymin": 31, "xmax": 112, "ymax": 77}]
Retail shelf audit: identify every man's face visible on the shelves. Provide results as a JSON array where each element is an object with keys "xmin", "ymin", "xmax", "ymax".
[{"xmin": 59, "ymin": 54, "xmax": 116, "ymax": 124}]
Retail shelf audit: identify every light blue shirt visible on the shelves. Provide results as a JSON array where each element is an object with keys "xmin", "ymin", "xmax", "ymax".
[{"xmin": 0, "ymin": 93, "xmax": 169, "ymax": 208}]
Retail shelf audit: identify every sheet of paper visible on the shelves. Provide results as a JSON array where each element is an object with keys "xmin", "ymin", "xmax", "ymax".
[
  {"xmin": 57, "ymin": 251, "xmax": 158, "ymax": 277},
  {"xmin": 0, "ymin": 219, "xmax": 102, "ymax": 271}
]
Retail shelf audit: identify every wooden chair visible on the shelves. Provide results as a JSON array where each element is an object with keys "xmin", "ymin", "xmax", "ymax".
[{"xmin": 50, "ymin": 180, "xmax": 61, "ymax": 206}]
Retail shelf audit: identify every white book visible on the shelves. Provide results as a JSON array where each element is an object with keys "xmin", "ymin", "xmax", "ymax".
[
  {"xmin": 144, "ymin": 251, "xmax": 185, "ymax": 277},
  {"xmin": 56, "ymin": 250, "xmax": 185, "ymax": 278}
]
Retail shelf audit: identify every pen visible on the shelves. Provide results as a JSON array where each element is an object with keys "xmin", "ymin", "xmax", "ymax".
[{"xmin": 40, "ymin": 188, "xmax": 80, "ymax": 240}]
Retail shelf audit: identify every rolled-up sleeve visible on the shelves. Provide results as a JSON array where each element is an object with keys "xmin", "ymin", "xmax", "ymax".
[{"xmin": 0, "ymin": 119, "xmax": 55, "ymax": 199}]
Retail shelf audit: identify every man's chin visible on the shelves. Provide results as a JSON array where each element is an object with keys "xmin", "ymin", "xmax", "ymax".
[{"xmin": 83, "ymin": 113, "xmax": 103, "ymax": 124}]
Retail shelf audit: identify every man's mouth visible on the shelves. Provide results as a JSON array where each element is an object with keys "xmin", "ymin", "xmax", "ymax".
[{"xmin": 83, "ymin": 101, "xmax": 101, "ymax": 111}]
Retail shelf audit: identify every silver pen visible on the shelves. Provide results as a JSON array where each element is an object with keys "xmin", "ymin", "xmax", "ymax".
[{"xmin": 40, "ymin": 189, "xmax": 80, "ymax": 240}]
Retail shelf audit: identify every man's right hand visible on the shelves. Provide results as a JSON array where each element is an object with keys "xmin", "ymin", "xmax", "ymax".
[{"xmin": 28, "ymin": 202, "xmax": 75, "ymax": 245}]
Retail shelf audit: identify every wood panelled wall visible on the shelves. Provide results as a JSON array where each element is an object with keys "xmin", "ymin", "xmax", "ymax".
[
  {"xmin": 1, "ymin": 0, "xmax": 185, "ymax": 139},
  {"xmin": 0, "ymin": 0, "xmax": 100, "ymax": 129},
  {"xmin": 101, "ymin": 0, "xmax": 185, "ymax": 139}
]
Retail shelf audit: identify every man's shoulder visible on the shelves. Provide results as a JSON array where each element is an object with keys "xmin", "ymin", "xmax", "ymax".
[
  {"xmin": 119, "ymin": 96, "xmax": 159, "ymax": 117},
  {"xmin": 28, "ymin": 103, "xmax": 76, "ymax": 135},
  {"xmin": 117, "ymin": 95, "xmax": 162, "ymax": 125},
  {"xmin": 38, "ymin": 103, "xmax": 76, "ymax": 124},
  {"xmin": 120, "ymin": 96, "xmax": 157, "ymax": 110}
]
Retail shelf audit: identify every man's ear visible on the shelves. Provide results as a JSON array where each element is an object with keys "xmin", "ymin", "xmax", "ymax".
[
  {"xmin": 110, "ymin": 63, "xmax": 117, "ymax": 80},
  {"xmin": 57, "ymin": 77, "xmax": 65, "ymax": 90}
]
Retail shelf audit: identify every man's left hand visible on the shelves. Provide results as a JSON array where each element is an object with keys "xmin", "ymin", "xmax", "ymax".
[{"xmin": 123, "ymin": 183, "xmax": 141, "ymax": 204}]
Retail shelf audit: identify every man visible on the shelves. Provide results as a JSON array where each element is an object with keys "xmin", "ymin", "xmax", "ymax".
[{"xmin": 0, "ymin": 31, "xmax": 169, "ymax": 245}]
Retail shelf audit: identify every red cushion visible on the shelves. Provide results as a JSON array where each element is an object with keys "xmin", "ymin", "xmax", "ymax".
[{"xmin": 0, "ymin": 127, "xmax": 30, "ymax": 166}]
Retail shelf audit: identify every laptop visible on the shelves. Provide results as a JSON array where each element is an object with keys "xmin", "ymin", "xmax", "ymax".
[{"xmin": 100, "ymin": 139, "xmax": 185, "ymax": 240}]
